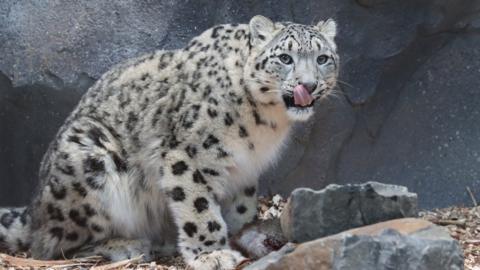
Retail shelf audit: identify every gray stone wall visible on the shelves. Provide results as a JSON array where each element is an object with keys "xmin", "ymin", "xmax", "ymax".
[{"xmin": 1, "ymin": 0, "xmax": 479, "ymax": 208}]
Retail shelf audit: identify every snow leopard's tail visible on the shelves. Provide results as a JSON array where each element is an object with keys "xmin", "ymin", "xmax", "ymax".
[{"xmin": 0, "ymin": 206, "xmax": 32, "ymax": 253}]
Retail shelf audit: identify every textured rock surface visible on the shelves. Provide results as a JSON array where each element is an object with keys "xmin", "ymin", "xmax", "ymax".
[
  {"xmin": 334, "ymin": 230, "xmax": 462, "ymax": 270},
  {"xmin": 280, "ymin": 182, "xmax": 418, "ymax": 242},
  {"xmin": 245, "ymin": 218, "xmax": 463, "ymax": 270},
  {"xmin": 1, "ymin": 1, "xmax": 480, "ymax": 208}
]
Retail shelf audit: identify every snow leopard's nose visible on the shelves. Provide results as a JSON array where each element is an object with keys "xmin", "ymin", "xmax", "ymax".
[{"xmin": 299, "ymin": 82, "xmax": 317, "ymax": 94}]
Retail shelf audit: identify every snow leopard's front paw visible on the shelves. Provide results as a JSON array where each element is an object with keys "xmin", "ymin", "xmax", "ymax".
[{"xmin": 188, "ymin": 249, "xmax": 246, "ymax": 270}]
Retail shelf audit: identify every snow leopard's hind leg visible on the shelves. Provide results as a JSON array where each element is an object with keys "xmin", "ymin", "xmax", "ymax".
[{"xmin": 28, "ymin": 117, "xmax": 131, "ymax": 260}]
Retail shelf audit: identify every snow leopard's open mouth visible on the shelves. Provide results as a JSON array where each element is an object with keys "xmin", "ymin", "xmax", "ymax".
[
  {"xmin": 282, "ymin": 95, "xmax": 315, "ymax": 109},
  {"xmin": 282, "ymin": 84, "xmax": 315, "ymax": 109}
]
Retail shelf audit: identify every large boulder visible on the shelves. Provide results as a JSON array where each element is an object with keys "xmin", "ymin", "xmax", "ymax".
[{"xmin": 244, "ymin": 218, "xmax": 463, "ymax": 270}]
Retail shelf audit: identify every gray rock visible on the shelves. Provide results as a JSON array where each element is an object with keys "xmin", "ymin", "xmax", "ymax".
[
  {"xmin": 280, "ymin": 182, "xmax": 418, "ymax": 242},
  {"xmin": 245, "ymin": 218, "xmax": 463, "ymax": 270},
  {"xmin": 333, "ymin": 229, "xmax": 463, "ymax": 270}
]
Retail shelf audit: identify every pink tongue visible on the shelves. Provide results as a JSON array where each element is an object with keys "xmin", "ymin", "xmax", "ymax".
[{"xmin": 293, "ymin": 85, "xmax": 314, "ymax": 107}]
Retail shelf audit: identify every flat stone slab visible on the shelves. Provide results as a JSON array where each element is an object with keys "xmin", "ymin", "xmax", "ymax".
[
  {"xmin": 244, "ymin": 218, "xmax": 463, "ymax": 270},
  {"xmin": 281, "ymin": 182, "xmax": 418, "ymax": 242}
]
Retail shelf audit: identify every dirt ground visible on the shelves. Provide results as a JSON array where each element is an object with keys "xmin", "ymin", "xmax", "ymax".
[{"xmin": 0, "ymin": 196, "xmax": 478, "ymax": 269}]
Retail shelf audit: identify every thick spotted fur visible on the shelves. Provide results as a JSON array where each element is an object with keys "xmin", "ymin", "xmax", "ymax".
[{"xmin": 0, "ymin": 15, "xmax": 339, "ymax": 270}]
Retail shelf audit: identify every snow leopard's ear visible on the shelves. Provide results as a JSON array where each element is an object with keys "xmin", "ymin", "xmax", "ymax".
[
  {"xmin": 249, "ymin": 15, "xmax": 276, "ymax": 47},
  {"xmin": 315, "ymin": 19, "xmax": 337, "ymax": 41}
]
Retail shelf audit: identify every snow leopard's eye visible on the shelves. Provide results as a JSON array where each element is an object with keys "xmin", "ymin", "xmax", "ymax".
[
  {"xmin": 316, "ymin": 55, "xmax": 329, "ymax": 65},
  {"xmin": 278, "ymin": 54, "xmax": 293, "ymax": 65}
]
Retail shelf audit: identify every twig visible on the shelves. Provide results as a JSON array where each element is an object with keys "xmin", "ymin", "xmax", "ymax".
[
  {"xmin": 466, "ymin": 186, "xmax": 478, "ymax": 207},
  {"xmin": 0, "ymin": 253, "xmax": 102, "ymax": 267},
  {"xmin": 464, "ymin": 239, "xmax": 480, "ymax": 245},
  {"xmin": 235, "ymin": 259, "xmax": 252, "ymax": 270},
  {"xmin": 432, "ymin": 219, "xmax": 467, "ymax": 228}
]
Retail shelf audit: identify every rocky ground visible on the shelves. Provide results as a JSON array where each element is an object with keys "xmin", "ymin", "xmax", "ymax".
[
  {"xmin": 421, "ymin": 206, "xmax": 480, "ymax": 270},
  {"xmin": 0, "ymin": 183, "xmax": 478, "ymax": 269}
]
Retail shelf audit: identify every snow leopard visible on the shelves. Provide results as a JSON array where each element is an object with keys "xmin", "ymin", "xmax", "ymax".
[{"xmin": 0, "ymin": 15, "xmax": 339, "ymax": 269}]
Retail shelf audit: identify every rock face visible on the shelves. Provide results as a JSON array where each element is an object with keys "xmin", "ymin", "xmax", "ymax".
[
  {"xmin": 280, "ymin": 182, "xmax": 418, "ymax": 242},
  {"xmin": 1, "ymin": 1, "xmax": 480, "ymax": 208},
  {"xmin": 244, "ymin": 218, "xmax": 463, "ymax": 270}
]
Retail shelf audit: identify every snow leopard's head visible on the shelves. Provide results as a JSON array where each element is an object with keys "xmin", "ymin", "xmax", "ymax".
[{"xmin": 245, "ymin": 15, "xmax": 339, "ymax": 121}]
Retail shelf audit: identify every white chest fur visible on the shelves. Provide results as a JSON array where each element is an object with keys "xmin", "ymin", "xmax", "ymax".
[{"xmin": 223, "ymin": 105, "xmax": 291, "ymax": 196}]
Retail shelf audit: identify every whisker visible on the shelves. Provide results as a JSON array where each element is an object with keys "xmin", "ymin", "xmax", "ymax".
[
  {"xmin": 322, "ymin": 89, "xmax": 345, "ymax": 101},
  {"xmin": 336, "ymin": 79, "xmax": 354, "ymax": 88}
]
